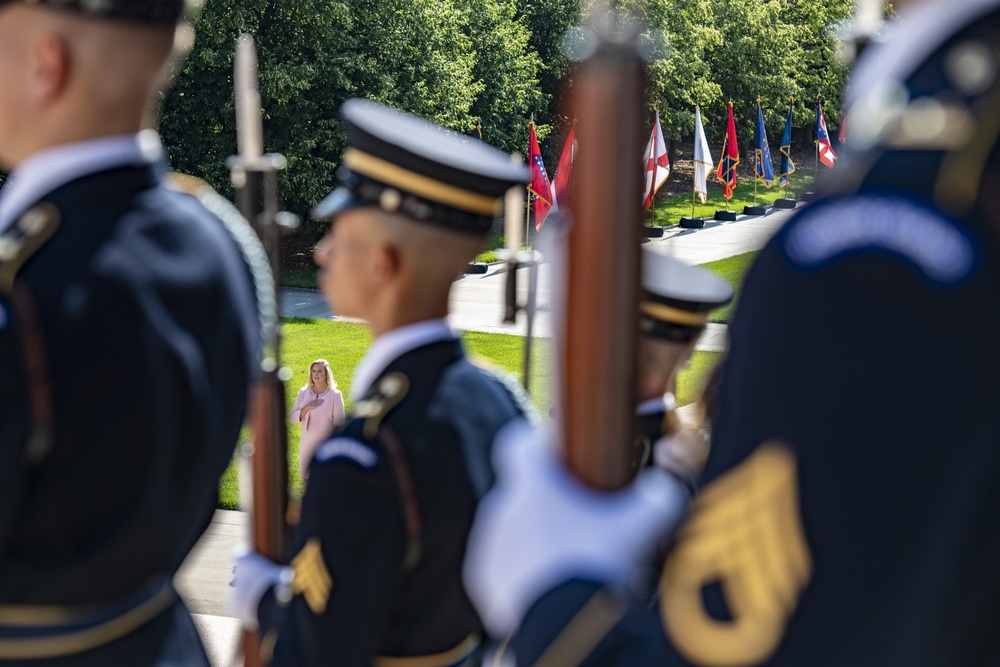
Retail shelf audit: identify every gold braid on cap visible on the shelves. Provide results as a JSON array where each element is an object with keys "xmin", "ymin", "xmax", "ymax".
[
  {"xmin": 640, "ymin": 301, "xmax": 710, "ymax": 327},
  {"xmin": 343, "ymin": 149, "xmax": 500, "ymax": 216}
]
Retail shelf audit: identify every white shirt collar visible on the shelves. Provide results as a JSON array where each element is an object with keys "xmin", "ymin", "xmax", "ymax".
[
  {"xmin": 636, "ymin": 392, "xmax": 677, "ymax": 416},
  {"xmin": 0, "ymin": 131, "xmax": 163, "ymax": 234},
  {"xmin": 351, "ymin": 318, "xmax": 458, "ymax": 400}
]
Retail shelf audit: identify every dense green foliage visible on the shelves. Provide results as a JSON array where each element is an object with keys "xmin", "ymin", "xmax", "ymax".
[{"xmin": 159, "ymin": 0, "xmax": 854, "ymax": 226}]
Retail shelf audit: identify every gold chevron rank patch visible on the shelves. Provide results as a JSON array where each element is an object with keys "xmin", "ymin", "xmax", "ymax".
[
  {"xmin": 291, "ymin": 538, "xmax": 333, "ymax": 614},
  {"xmin": 660, "ymin": 443, "xmax": 812, "ymax": 666}
]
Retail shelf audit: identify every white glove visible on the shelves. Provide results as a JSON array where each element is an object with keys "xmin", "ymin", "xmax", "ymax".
[
  {"xmin": 463, "ymin": 419, "xmax": 689, "ymax": 637},
  {"xmin": 228, "ymin": 548, "xmax": 291, "ymax": 630},
  {"xmin": 653, "ymin": 427, "xmax": 710, "ymax": 484}
]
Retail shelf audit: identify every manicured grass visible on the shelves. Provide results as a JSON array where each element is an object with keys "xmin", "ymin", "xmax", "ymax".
[
  {"xmin": 218, "ymin": 319, "xmax": 724, "ymax": 509},
  {"xmin": 219, "ymin": 319, "xmax": 552, "ymax": 509},
  {"xmin": 475, "ymin": 249, "xmax": 500, "ymax": 264},
  {"xmin": 648, "ymin": 175, "xmax": 813, "ymax": 227},
  {"xmin": 698, "ymin": 251, "xmax": 758, "ymax": 323},
  {"xmin": 677, "ymin": 350, "xmax": 722, "ymax": 407}
]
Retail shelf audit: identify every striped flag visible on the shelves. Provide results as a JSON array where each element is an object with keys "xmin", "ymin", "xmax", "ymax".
[
  {"xmin": 550, "ymin": 123, "xmax": 576, "ymax": 214},
  {"xmin": 642, "ymin": 111, "xmax": 670, "ymax": 210},
  {"xmin": 528, "ymin": 122, "xmax": 552, "ymax": 230}
]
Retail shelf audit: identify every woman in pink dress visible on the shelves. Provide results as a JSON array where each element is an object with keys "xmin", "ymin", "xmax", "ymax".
[{"xmin": 289, "ymin": 359, "xmax": 345, "ymax": 477}]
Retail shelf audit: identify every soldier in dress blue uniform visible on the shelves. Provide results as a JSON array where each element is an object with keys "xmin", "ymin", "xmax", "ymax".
[
  {"xmin": 632, "ymin": 248, "xmax": 732, "ymax": 491},
  {"xmin": 464, "ymin": 0, "xmax": 1000, "ymax": 664},
  {"xmin": 0, "ymin": 0, "xmax": 261, "ymax": 664},
  {"xmin": 229, "ymin": 100, "xmax": 533, "ymax": 666}
]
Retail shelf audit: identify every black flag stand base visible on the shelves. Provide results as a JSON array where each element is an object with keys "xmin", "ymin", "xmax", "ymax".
[
  {"xmin": 679, "ymin": 216, "xmax": 704, "ymax": 228},
  {"xmin": 642, "ymin": 225, "xmax": 664, "ymax": 237},
  {"xmin": 743, "ymin": 205, "xmax": 766, "ymax": 215},
  {"xmin": 773, "ymin": 198, "xmax": 797, "ymax": 209},
  {"xmin": 714, "ymin": 209, "xmax": 738, "ymax": 221}
]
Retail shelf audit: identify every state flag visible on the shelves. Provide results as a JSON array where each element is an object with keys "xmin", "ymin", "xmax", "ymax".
[
  {"xmin": 528, "ymin": 122, "xmax": 552, "ymax": 230},
  {"xmin": 716, "ymin": 102, "xmax": 739, "ymax": 200},
  {"xmin": 779, "ymin": 99, "xmax": 796, "ymax": 186},
  {"xmin": 754, "ymin": 100, "xmax": 775, "ymax": 187},
  {"xmin": 642, "ymin": 111, "xmax": 670, "ymax": 210},
  {"xmin": 815, "ymin": 96, "xmax": 837, "ymax": 169}
]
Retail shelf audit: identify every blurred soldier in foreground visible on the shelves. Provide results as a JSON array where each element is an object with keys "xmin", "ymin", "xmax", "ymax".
[
  {"xmin": 464, "ymin": 0, "xmax": 1000, "ymax": 664},
  {"xmin": 632, "ymin": 248, "xmax": 732, "ymax": 490},
  {"xmin": 0, "ymin": 0, "xmax": 260, "ymax": 664},
  {"xmin": 230, "ymin": 100, "xmax": 532, "ymax": 666}
]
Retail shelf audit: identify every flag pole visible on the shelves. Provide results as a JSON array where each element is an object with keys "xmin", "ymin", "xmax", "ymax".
[
  {"xmin": 814, "ymin": 91, "xmax": 821, "ymax": 186},
  {"xmin": 524, "ymin": 186, "xmax": 531, "ymax": 250},
  {"xmin": 785, "ymin": 94, "xmax": 793, "ymax": 199}
]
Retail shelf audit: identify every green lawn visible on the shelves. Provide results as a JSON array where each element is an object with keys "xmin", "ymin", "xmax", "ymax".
[
  {"xmin": 698, "ymin": 251, "xmax": 758, "ymax": 323},
  {"xmin": 219, "ymin": 319, "xmax": 723, "ymax": 509},
  {"xmin": 647, "ymin": 174, "xmax": 812, "ymax": 227}
]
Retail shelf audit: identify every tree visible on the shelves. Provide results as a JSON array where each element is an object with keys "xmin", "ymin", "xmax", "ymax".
[
  {"xmin": 462, "ymin": 0, "xmax": 544, "ymax": 155},
  {"xmin": 514, "ymin": 0, "xmax": 579, "ymax": 161},
  {"xmin": 702, "ymin": 0, "xmax": 799, "ymax": 149},
  {"xmin": 641, "ymin": 0, "xmax": 723, "ymax": 142},
  {"xmin": 161, "ymin": 0, "xmax": 485, "ymax": 227}
]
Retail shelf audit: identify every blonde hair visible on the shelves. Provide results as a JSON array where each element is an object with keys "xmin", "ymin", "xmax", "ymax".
[{"xmin": 304, "ymin": 359, "xmax": 337, "ymax": 392}]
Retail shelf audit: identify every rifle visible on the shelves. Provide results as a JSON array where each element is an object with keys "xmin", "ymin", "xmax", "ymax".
[
  {"xmin": 228, "ymin": 34, "xmax": 299, "ymax": 667},
  {"xmin": 557, "ymin": 7, "xmax": 645, "ymax": 491},
  {"xmin": 501, "ymin": 183, "xmax": 543, "ymax": 391}
]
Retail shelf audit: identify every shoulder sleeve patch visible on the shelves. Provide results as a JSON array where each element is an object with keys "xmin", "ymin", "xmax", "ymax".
[
  {"xmin": 784, "ymin": 194, "xmax": 977, "ymax": 284},
  {"xmin": 314, "ymin": 437, "xmax": 379, "ymax": 468},
  {"xmin": 0, "ymin": 203, "xmax": 61, "ymax": 293}
]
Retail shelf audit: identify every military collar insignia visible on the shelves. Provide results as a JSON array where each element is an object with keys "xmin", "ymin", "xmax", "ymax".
[
  {"xmin": 0, "ymin": 203, "xmax": 60, "ymax": 293},
  {"xmin": 351, "ymin": 372, "xmax": 410, "ymax": 439}
]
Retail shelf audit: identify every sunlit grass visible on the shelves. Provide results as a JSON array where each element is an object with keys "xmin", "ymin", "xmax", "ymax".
[{"xmin": 218, "ymin": 319, "xmax": 724, "ymax": 508}]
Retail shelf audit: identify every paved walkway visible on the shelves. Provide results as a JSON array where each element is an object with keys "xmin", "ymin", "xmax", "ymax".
[{"xmin": 176, "ymin": 204, "xmax": 797, "ymax": 664}]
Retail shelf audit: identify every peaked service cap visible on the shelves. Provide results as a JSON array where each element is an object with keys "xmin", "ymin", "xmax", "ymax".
[
  {"xmin": 640, "ymin": 247, "xmax": 734, "ymax": 341},
  {"xmin": 312, "ymin": 99, "xmax": 529, "ymax": 235}
]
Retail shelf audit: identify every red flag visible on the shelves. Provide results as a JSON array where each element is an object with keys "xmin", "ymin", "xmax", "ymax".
[
  {"xmin": 528, "ymin": 122, "xmax": 552, "ymax": 230},
  {"xmin": 642, "ymin": 111, "xmax": 670, "ymax": 210},
  {"xmin": 838, "ymin": 111, "xmax": 847, "ymax": 147},
  {"xmin": 551, "ymin": 123, "xmax": 576, "ymax": 213},
  {"xmin": 715, "ymin": 102, "xmax": 739, "ymax": 200}
]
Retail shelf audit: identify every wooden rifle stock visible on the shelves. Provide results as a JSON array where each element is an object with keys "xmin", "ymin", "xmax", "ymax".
[
  {"xmin": 230, "ymin": 34, "xmax": 293, "ymax": 667},
  {"xmin": 560, "ymin": 15, "xmax": 645, "ymax": 491}
]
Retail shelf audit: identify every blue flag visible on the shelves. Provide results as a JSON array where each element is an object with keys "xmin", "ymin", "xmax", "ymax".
[
  {"xmin": 779, "ymin": 100, "xmax": 796, "ymax": 186},
  {"xmin": 754, "ymin": 101, "xmax": 775, "ymax": 187}
]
